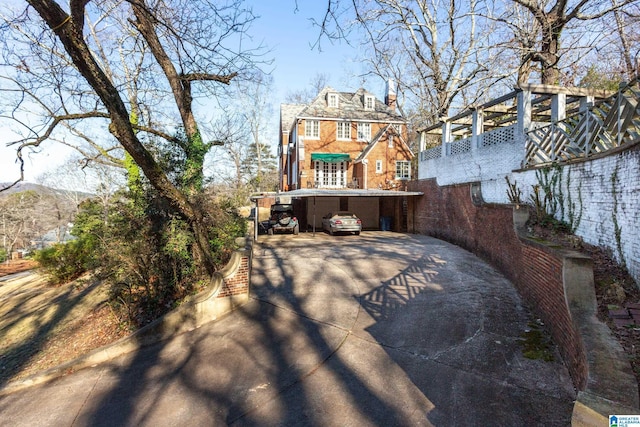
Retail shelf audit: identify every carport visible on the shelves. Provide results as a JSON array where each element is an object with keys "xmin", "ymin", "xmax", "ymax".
[{"xmin": 250, "ymin": 189, "xmax": 423, "ymax": 241}]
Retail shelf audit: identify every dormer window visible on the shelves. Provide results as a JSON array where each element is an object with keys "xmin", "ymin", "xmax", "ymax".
[
  {"xmin": 364, "ymin": 94, "xmax": 375, "ymax": 110},
  {"xmin": 327, "ymin": 93, "xmax": 339, "ymax": 108}
]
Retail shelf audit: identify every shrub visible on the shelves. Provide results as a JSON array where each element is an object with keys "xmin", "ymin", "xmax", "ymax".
[
  {"xmin": 34, "ymin": 237, "xmax": 97, "ymax": 285},
  {"xmin": 34, "ymin": 186, "xmax": 247, "ymax": 328}
]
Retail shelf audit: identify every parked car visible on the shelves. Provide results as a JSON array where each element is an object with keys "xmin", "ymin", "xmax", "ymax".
[
  {"xmin": 322, "ymin": 212, "xmax": 362, "ymax": 235},
  {"xmin": 267, "ymin": 203, "xmax": 299, "ymax": 235}
]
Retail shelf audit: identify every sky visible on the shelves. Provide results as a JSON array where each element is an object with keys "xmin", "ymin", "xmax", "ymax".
[{"xmin": 0, "ymin": 1, "xmax": 383, "ymax": 186}]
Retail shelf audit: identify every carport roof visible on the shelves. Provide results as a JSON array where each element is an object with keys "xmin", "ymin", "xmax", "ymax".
[{"xmin": 251, "ymin": 189, "xmax": 423, "ymax": 200}]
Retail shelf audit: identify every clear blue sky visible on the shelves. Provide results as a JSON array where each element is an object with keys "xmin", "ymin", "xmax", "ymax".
[
  {"xmin": 250, "ymin": 1, "xmax": 374, "ymax": 100},
  {"xmin": 0, "ymin": 1, "xmax": 382, "ymax": 184}
]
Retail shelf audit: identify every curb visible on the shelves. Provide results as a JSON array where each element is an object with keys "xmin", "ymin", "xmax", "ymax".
[{"xmin": 0, "ymin": 238, "xmax": 253, "ymax": 397}]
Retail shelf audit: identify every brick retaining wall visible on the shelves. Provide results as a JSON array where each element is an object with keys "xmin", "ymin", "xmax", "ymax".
[
  {"xmin": 219, "ymin": 256, "xmax": 250, "ymax": 297},
  {"xmin": 408, "ymin": 178, "xmax": 588, "ymax": 388},
  {"xmin": 420, "ymin": 140, "xmax": 640, "ymax": 287}
]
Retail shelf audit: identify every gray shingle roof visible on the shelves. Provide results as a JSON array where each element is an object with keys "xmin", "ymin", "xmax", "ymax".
[
  {"xmin": 296, "ymin": 86, "xmax": 403, "ymax": 122},
  {"xmin": 280, "ymin": 103, "xmax": 306, "ymax": 134}
]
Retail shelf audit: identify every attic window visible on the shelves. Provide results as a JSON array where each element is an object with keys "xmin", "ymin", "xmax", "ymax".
[
  {"xmin": 328, "ymin": 93, "xmax": 339, "ymax": 108},
  {"xmin": 364, "ymin": 95, "xmax": 375, "ymax": 110}
]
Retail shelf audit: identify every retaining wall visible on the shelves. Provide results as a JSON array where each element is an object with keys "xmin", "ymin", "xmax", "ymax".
[
  {"xmin": 408, "ymin": 178, "xmax": 638, "ymax": 423},
  {"xmin": 419, "ymin": 142, "xmax": 640, "ymax": 287},
  {"xmin": 0, "ymin": 237, "xmax": 253, "ymax": 396}
]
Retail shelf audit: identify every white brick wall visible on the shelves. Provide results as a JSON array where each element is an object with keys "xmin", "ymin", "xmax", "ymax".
[
  {"xmin": 419, "ymin": 143, "xmax": 640, "ymax": 285},
  {"xmin": 553, "ymin": 149, "xmax": 640, "ymax": 285},
  {"xmin": 418, "ymin": 141, "xmax": 524, "ymax": 186}
]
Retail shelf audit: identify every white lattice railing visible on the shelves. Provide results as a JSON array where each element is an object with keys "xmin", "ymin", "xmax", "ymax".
[
  {"xmin": 420, "ymin": 146, "xmax": 442, "ymax": 161},
  {"xmin": 419, "ymin": 124, "xmax": 517, "ymax": 162},
  {"xmin": 449, "ymin": 138, "xmax": 472, "ymax": 155},
  {"xmin": 481, "ymin": 125, "xmax": 516, "ymax": 147},
  {"xmin": 525, "ymin": 82, "xmax": 640, "ymax": 167}
]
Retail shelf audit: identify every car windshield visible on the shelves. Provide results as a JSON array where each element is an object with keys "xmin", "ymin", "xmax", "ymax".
[{"xmin": 333, "ymin": 212, "xmax": 356, "ymax": 218}]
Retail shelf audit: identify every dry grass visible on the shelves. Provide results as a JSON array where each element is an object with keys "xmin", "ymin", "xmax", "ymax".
[{"xmin": 0, "ymin": 265, "xmax": 128, "ymax": 385}]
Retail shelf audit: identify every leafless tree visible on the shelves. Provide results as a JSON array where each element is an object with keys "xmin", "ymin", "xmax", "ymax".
[
  {"xmin": 0, "ymin": 190, "xmax": 46, "ymax": 253},
  {"xmin": 284, "ymin": 72, "xmax": 331, "ymax": 103},
  {"xmin": 207, "ymin": 112, "xmax": 251, "ymax": 191},
  {"xmin": 603, "ymin": 0, "xmax": 640, "ymax": 80},
  {"xmin": 0, "ymin": 0, "xmax": 266, "ymax": 275},
  {"xmin": 316, "ymin": 0, "xmax": 510, "ymax": 124},
  {"xmin": 235, "ymin": 72, "xmax": 276, "ymax": 192},
  {"xmin": 506, "ymin": 0, "xmax": 640, "ymax": 84}
]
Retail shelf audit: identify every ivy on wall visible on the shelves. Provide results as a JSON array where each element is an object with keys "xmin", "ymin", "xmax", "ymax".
[
  {"xmin": 506, "ymin": 164, "xmax": 583, "ymax": 233},
  {"xmin": 611, "ymin": 164, "xmax": 626, "ymax": 267}
]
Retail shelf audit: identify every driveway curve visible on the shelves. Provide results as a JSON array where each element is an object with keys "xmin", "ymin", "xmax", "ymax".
[{"xmin": 0, "ymin": 232, "xmax": 575, "ymax": 426}]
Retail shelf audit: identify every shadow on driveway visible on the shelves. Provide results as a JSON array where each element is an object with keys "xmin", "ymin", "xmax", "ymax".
[{"xmin": 0, "ymin": 232, "xmax": 575, "ymax": 426}]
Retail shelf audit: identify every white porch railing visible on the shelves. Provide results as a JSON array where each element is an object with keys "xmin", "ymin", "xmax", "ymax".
[
  {"xmin": 481, "ymin": 125, "xmax": 516, "ymax": 148},
  {"xmin": 420, "ymin": 124, "xmax": 517, "ymax": 161},
  {"xmin": 419, "ymin": 78, "xmax": 639, "ymax": 170},
  {"xmin": 525, "ymin": 83, "xmax": 640, "ymax": 167}
]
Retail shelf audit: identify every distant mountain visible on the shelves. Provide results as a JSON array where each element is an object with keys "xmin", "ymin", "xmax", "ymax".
[
  {"xmin": 0, "ymin": 181, "xmax": 93, "ymax": 199},
  {"xmin": 0, "ymin": 181, "xmax": 53, "ymax": 195}
]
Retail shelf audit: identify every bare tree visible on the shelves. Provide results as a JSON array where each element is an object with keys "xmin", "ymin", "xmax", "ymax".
[
  {"xmin": 0, "ymin": 190, "xmax": 44, "ymax": 253},
  {"xmin": 0, "ymin": 0, "xmax": 265, "ymax": 275},
  {"xmin": 235, "ymin": 72, "xmax": 276, "ymax": 192},
  {"xmin": 204, "ymin": 72, "xmax": 277, "ymax": 196},
  {"xmin": 316, "ymin": 0, "xmax": 510, "ymax": 125},
  {"xmin": 208, "ymin": 112, "xmax": 251, "ymax": 191},
  {"xmin": 284, "ymin": 72, "xmax": 331, "ymax": 104},
  {"xmin": 507, "ymin": 0, "xmax": 639, "ymax": 84},
  {"xmin": 606, "ymin": 0, "xmax": 640, "ymax": 80}
]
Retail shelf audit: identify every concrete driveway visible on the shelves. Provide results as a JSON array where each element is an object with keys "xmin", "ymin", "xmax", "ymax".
[{"xmin": 0, "ymin": 232, "xmax": 575, "ymax": 426}]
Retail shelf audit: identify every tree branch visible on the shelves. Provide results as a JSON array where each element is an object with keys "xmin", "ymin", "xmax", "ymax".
[{"xmin": 180, "ymin": 72, "xmax": 238, "ymax": 84}]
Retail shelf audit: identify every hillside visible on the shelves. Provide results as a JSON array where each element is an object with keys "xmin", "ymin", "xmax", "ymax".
[
  {"xmin": 0, "ymin": 182, "xmax": 93, "ymax": 253},
  {"xmin": 0, "ymin": 181, "xmax": 92, "ymax": 199},
  {"xmin": 0, "ymin": 265, "xmax": 128, "ymax": 386}
]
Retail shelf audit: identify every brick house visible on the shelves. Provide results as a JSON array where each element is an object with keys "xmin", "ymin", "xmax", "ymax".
[{"xmin": 279, "ymin": 81, "xmax": 413, "ymax": 191}]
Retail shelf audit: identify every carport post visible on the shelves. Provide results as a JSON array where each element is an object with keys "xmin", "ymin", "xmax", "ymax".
[
  {"xmin": 253, "ymin": 199, "xmax": 258, "ymax": 242},
  {"xmin": 312, "ymin": 196, "xmax": 316, "ymax": 237}
]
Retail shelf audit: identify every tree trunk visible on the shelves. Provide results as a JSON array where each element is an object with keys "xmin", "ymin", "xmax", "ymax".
[
  {"xmin": 28, "ymin": 0, "xmax": 216, "ymax": 276},
  {"xmin": 131, "ymin": 4, "xmax": 209, "ymax": 195},
  {"xmin": 539, "ymin": 21, "xmax": 561, "ymax": 85}
]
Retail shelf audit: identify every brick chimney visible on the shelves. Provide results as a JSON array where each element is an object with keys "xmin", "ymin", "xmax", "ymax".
[{"xmin": 385, "ymin": 78, "xmax": 397, "ymax": 111}]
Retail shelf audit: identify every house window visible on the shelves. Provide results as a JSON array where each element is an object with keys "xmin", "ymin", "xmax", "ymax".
[
  {"xmin": 388, "ymin": 134, "xmax": 394, "ymax": 148},
  {"xmin": 376, "ymin": 160, "xmax": 383, "ymax": 174},
  {"xmin": 357, "ymin": 122, "xmax": 371, "ymax": 141},
  {"xmin": 305, "ymin": 120, "xmax": 320, "ymax": 139},
  {"xmin": 364, "ymin": 95, "xmax": 375, "ymax": 110},
  {"xmin": 337, "ymin": 121, "xmax": 351, "ymax": 140},
  {"xmin": 396, "ymin": 160, "xmax": 411, "ymax": 180},
  {"xmin": 328, "ymin": 93, "xmax": 339, "ymax": 108},
  {"xmin": 314, "ymin": 161, "xmax": 348, "ymax": 188}
]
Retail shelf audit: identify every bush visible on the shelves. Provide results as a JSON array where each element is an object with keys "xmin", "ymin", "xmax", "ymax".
[
  {"xmin": 34, "ymin": 237, "xmax": 97, "ymax": 285},
  {"xmin": 34, "ymin": 187, "xmax": 248, "ymax": 328},
  {"xmin": 0, "ymin": 248, "xmax": 6, "ymax": 263},
  {"xmin": 208, "ymin": 207, "xmax": 247, "ymax": 265}
]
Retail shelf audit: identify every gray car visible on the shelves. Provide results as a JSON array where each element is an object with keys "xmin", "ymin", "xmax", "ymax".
[{"xmin": 322, "ymin": 212, "xmax": 362, "ymax": 235}]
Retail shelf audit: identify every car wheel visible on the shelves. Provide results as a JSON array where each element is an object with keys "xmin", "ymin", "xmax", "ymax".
[
  {"xmin": 293, "ymin": 224, "xmax": 299, "ymax": 235},
  {"xmin": 355, "ymin": 231, "xmax": 360, "ymax": 236},
  {"xmin": 268, "ymin": 228, "xmax": 274, "ymax": 235},
  {"xmin": 329, "ymin": 228, "xmax": 334, "ymax": 236}
]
